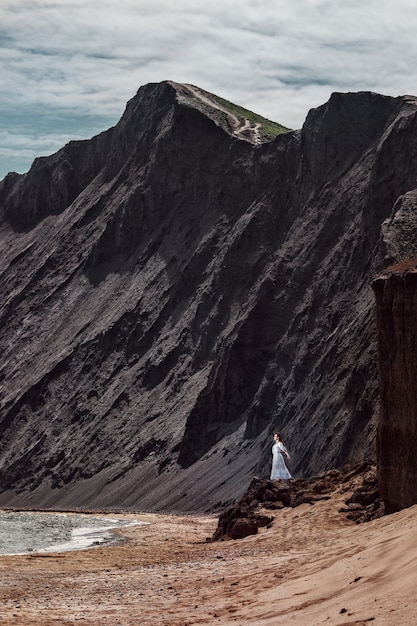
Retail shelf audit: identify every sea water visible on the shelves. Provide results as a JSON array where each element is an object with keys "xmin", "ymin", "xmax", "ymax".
[{"xmin": 0, "ymin": 511, "xmax": 145, "ymax": 556}]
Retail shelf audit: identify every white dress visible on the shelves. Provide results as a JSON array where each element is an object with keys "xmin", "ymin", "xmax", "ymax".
[{"xmin": 270, "ymin": 442, "xmax": 292, "ymax": 480}]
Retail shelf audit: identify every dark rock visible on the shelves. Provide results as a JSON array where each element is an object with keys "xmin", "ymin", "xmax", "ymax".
[
  {"xmin": 228, "ymin": 518, "xmax": 258, "ymax": 540},
  {"xmin": 252, "ymin": 513, "xmax": 274, "ymax": 528},
  {"xmin": 291, "ymin": 493, "xmax": 331, "ymax": 507},
  {"xmin": 211, "ymin": 501, "xmax": 272, "ymax": 541},
  {"xmin": 345, "ymin": 502, "xmax": 364, "ymax": 511},
  {"xmin": 263, "ymin": 500, "xmax": 285, "ymax": 510},
  {"xmin": 211, "ymin": 505, "xmax": 242, "ymax": 542},
  {"xmin": 345, "ymin": 500, "xmax": 385, "ymax": 523},
  {"xmin": 373, "ymin": 266, "xmax": 417, "ymax": 513},
  {"xmin": 312, "ymin": 479, "xmax": 334, "ymax": 493},
  {"xmin": 341, "ymin": 464, "xmax": 384, "ymax": 522},
  {"xmin": 324, "ymin": 469, "xmax": 342, "ymax": 482},
  {"xmin": 341, "ymin": 461, "xmax": 372, "ymax": 483},
  {"xmin": 269, "ymin": 485, "xmax": 292, "ymax": 507},
  {"xmin": 262, "ymin": 489, "xmax": 275, "ymax": 503},
  {"xmin": 343, "ymin": 465, "xmax": 380, "ymax": 508},
  {"xmin": 346, "ymin": 488, "xmax": 380, "ymax": 507}
]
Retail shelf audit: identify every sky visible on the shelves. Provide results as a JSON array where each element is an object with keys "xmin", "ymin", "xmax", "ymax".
[{"xmin": 1, "ymin": 0, "xmax": 417, "ymax": 180}]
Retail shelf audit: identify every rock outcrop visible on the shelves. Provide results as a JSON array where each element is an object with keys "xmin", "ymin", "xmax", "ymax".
[
  {"xmin": 372, "ymin": 260, "xmax": 417, "ymax": 512},
  {"xmin": 1, "ymin": 82, "xmax": 417, "ymax": 512},
  {"xmin": 211, "ymin": 462, "xmax": 382, "ymax": 541}
]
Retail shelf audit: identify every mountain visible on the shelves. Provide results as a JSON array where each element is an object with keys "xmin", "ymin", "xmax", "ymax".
[{"xmin": 0, "ymin": 81, "xmax": 416, "ymax": 512}]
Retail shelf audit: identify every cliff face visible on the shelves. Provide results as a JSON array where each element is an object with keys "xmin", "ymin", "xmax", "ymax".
[
  {"xmin": 0, "ymin": 82, "xmax": 417, "ymax": 512},
  {"xmin": 373, "ymin": 262, "xmax": 417, "ymax": 513}
]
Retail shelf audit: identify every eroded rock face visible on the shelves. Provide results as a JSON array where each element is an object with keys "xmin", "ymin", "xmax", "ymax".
[
  {"xmin": 0, "ymin": 82, "xmax": 417, "ymax": 512},
  {"xmin": 372, "ymin": 264, "xmax": 417, "ymax": 513}
]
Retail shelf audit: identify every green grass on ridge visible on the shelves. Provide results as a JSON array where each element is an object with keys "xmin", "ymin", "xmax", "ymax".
[{"xmin": 213, "ymin": 95, "xmax": 291, "ymax": 139}]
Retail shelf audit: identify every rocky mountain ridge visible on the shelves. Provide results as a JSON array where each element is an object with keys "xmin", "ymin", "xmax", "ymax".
[{"xmin": 1, "ymin": 82, "xmax": 417, "ymax": 512}]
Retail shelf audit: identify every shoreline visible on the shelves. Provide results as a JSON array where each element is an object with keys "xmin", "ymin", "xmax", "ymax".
[{"xmin": 0, "ymin": 509, "xmax": 147, "ymax": 557}]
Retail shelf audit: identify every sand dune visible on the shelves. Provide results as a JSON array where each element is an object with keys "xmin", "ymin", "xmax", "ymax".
[{"xmin": 0, "ymin": 488, "xmax": 416, "ymax": 625}]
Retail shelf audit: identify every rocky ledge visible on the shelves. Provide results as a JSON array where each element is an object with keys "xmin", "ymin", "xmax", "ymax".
[{"xmin": 211, "ymin": 462, "xmax": 383, "ymax": 541}]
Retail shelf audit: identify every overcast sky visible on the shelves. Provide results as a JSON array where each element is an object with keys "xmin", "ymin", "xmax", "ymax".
[{"xmin": 1, "ymin": 0, "xmax": 417, "ymax": 180}]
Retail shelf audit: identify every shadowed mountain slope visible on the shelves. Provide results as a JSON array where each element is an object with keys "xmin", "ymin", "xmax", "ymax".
[{"xmin": 0, "ymin": 82, "xmax": 416, "ymax": 512}]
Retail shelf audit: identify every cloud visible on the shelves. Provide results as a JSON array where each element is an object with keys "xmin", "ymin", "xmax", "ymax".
[{"xmin": 1, "ymin": 0, "xmax": 417, "ymax": 179}]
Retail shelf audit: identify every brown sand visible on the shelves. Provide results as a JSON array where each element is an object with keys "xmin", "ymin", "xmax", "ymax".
[{"xmin": 0, "ymin": 488, "xmax": 416, "ymax": 625}]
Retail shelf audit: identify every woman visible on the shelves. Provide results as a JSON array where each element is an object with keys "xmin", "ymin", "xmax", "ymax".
[{"xmin": 270, "ymin": 433, "xmax": 292, "ymax": 481}]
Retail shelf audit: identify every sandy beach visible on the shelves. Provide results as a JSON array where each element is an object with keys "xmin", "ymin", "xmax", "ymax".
[{"xmin": 0, "ymin": 487, "xmax": 416, "ymax": 626}]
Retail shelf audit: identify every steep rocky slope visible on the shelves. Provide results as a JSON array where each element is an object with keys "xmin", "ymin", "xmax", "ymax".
[{"xmin": 0, "ymin": 82, "xmax": 416, "ymax": 512}]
